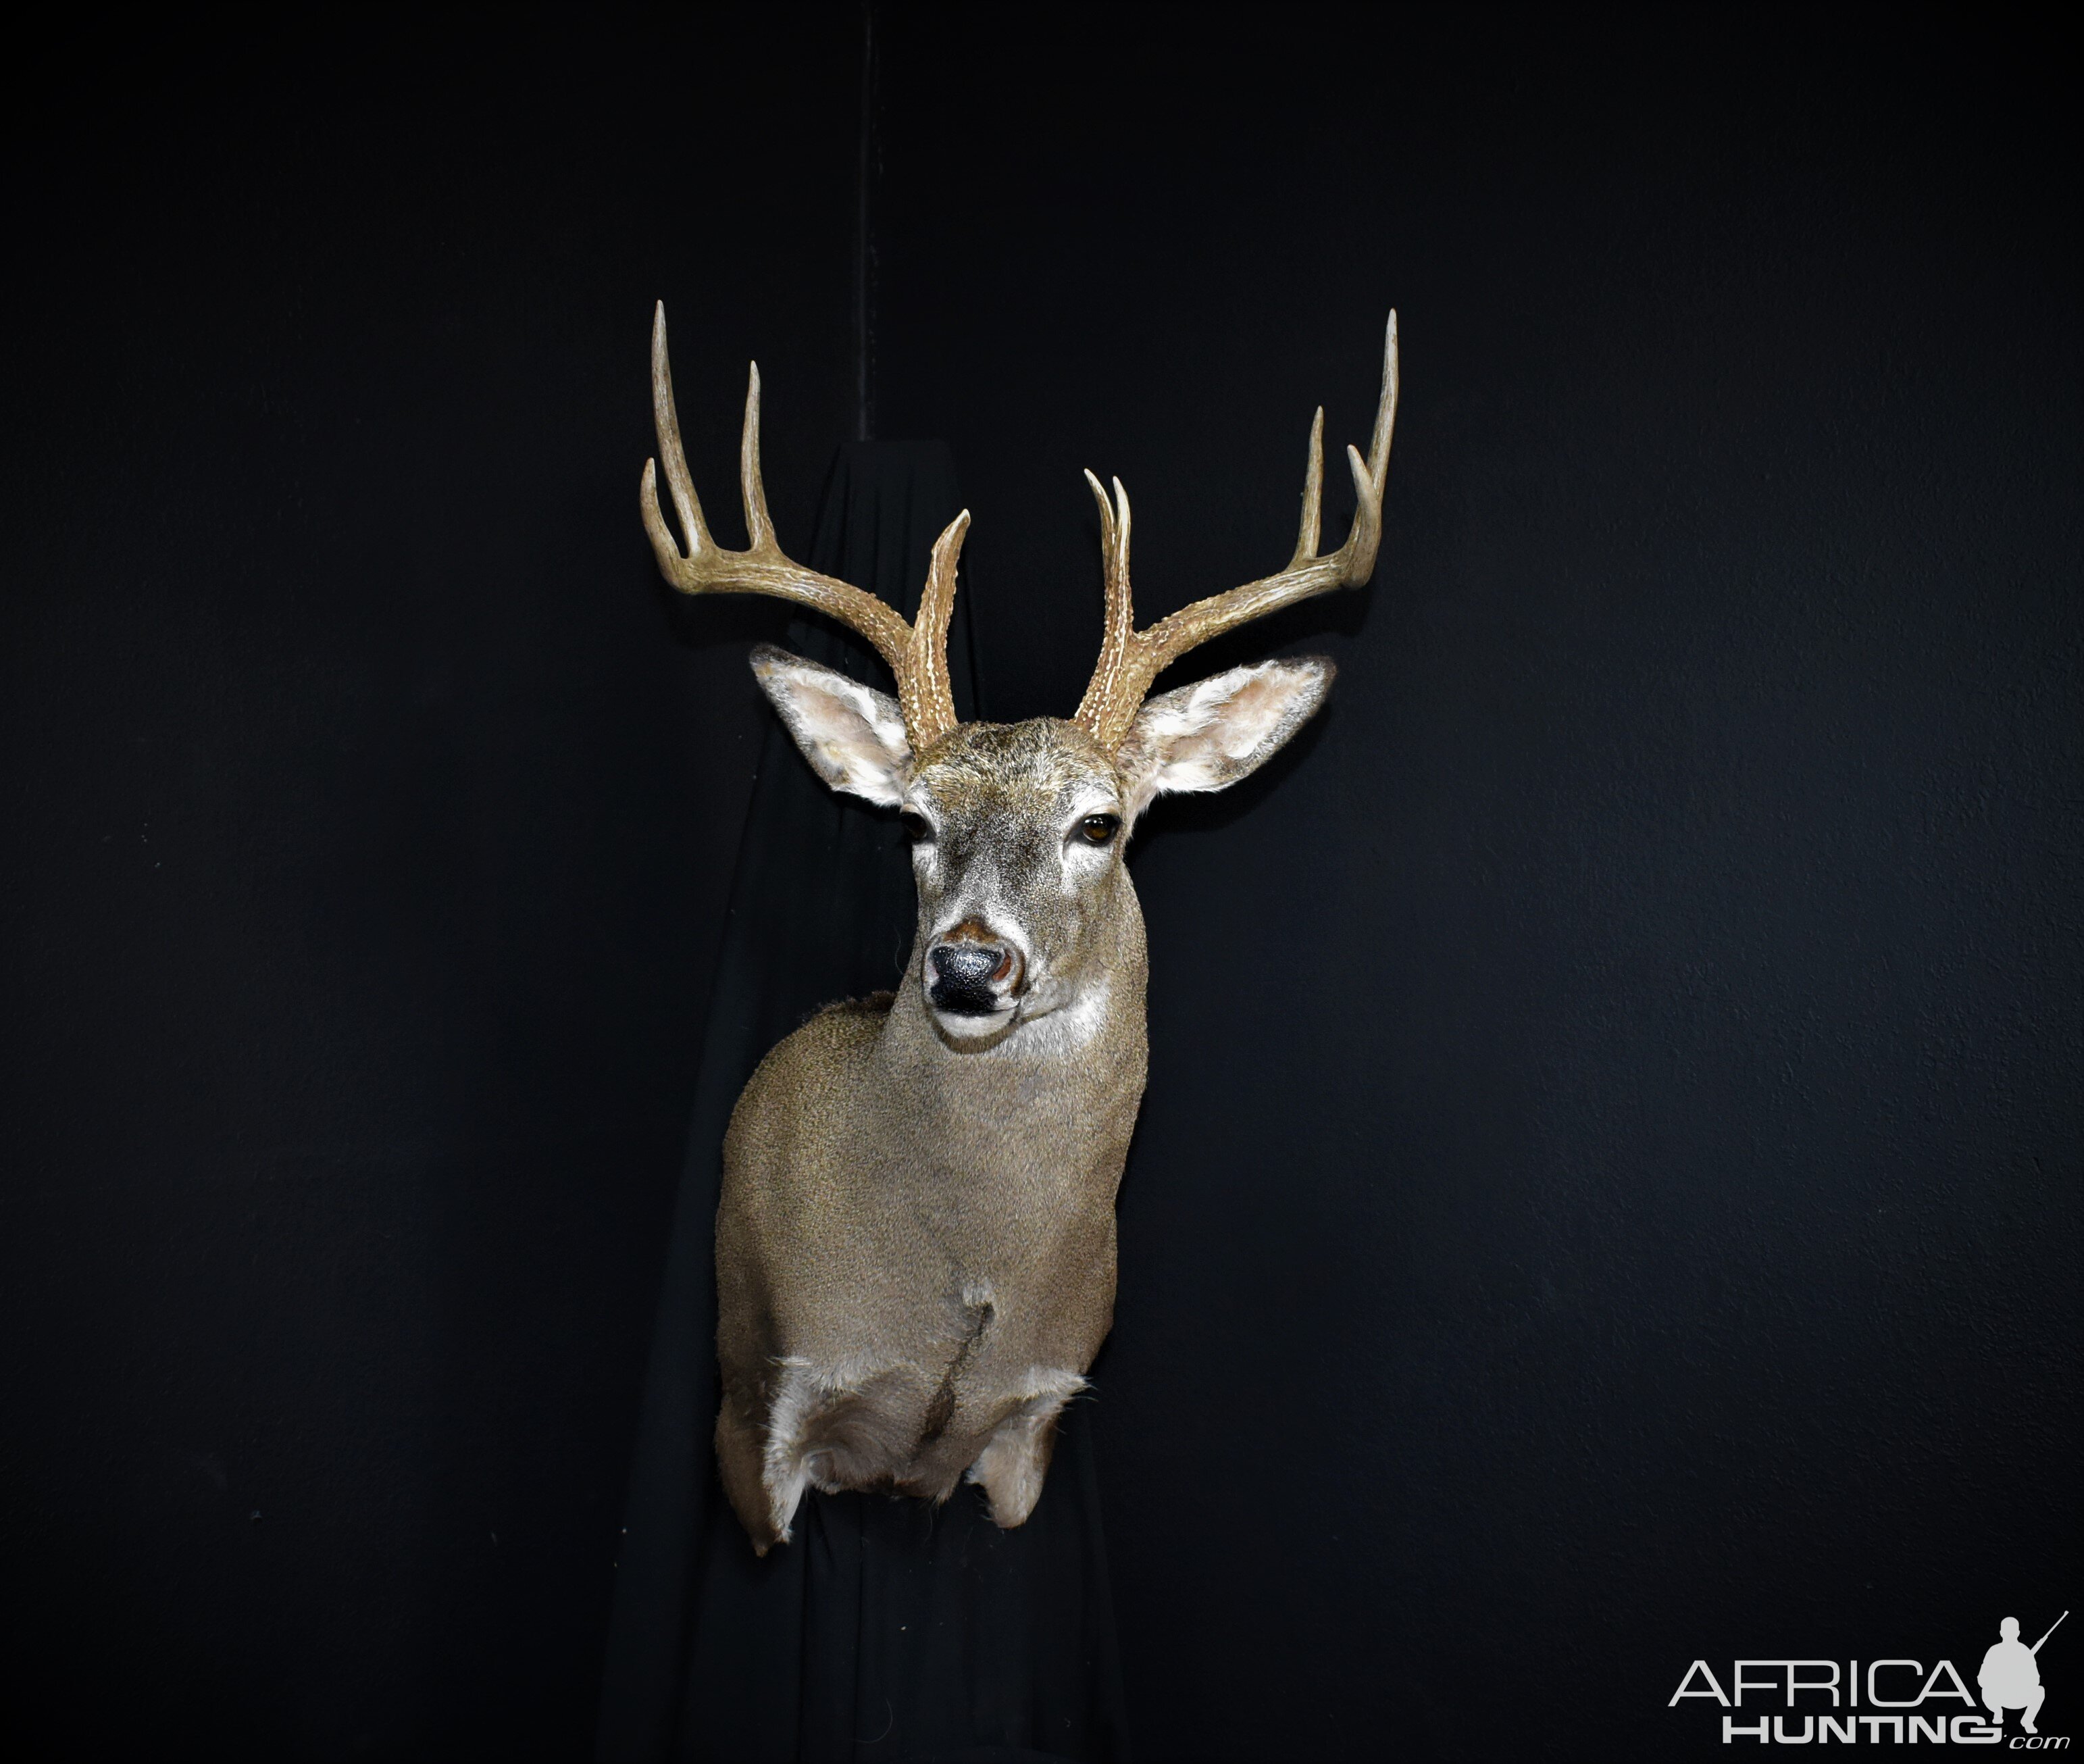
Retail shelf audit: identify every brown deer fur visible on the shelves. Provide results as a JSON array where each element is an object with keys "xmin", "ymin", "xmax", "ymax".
[{"xmin": 638, "ymin": 305, "xmax": 1396, "ymax": 1550}]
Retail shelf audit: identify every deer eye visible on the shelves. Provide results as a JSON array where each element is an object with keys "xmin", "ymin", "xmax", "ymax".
[
  {"xmin": 1077, "ymin": 813, "xmax": 1121, "ymax": 847},
  {"xmin": 898, "ymin": 809, "xmax": 933, "ymax": 842}
]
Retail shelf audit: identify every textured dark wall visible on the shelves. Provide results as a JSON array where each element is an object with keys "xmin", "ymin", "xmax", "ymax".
[
  {"xmin": 869, "ymin": 11, "xmax": 2080, "ymax": 1759},
  {"xmin": 1, "ymin": 9, "xmax": 2077, "ymax": 1762},
  {"xmin": 1, "ymin": 16, "xmax": 859, "ymax": 1759}
]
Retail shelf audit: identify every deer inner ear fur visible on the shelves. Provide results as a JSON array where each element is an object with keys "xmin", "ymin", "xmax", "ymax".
[
  {"xmin": 751, "ymin": 644, "xmax": 914, "ymax": 807},
  {"xmin": 1115, "ymin": 657, "xmax": 1334, "ymax": 822}
]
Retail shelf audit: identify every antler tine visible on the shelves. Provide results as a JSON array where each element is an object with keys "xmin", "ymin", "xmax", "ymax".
[
  {"xmin": 643, "ymin": 302, "xmax": 711, "ymax": 568},
  {"xmin": 1333, "ymin": 307, "xmax": 1399, "ymax": 584},
  {"xmin": 640, "ymin": 303, "xmax": 959, "ymax": 744},
  {"xmin": 740, "ymin": 361, "xmax": 776, "ymax": 554},
  {"xmin": 1071, "ymin": 311, "xmax": 1400, "ymax": 749},
  {"xmin": 1293, "ymin": 406, "xmax": 1325, "ymax": 564},
  {"xmin": 1102, "ymin": 474, "xmax": 1132, "ymax": 651},
  {"xmin": 903, "ymin": 511, "xmax": 971, "ymax": 747},
  {"xmin": 1071, "ymin": 472, "xmax": 1136, "ymax": 733}
]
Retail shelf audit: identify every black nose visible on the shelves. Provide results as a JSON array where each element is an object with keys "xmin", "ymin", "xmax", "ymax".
[{"xmin": 929, "ymin": 942, "xmax": 1008, "ymax": 1015}]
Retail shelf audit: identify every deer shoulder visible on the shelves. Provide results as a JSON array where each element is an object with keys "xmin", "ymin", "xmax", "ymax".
[{"xmin": 638, "ymin": 303, "xmax": 1399, "ymax": 1551}]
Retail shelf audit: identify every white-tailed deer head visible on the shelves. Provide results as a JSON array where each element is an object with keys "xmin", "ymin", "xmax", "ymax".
[{"xmin": 639, "ymin": 303, "xmax": 1397, "ymax": 1548}]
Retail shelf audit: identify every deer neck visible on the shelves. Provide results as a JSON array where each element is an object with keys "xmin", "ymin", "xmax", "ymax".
[{"xmin": 873, "ymin": 883, "xmax": 1150, "ymax": 1171}]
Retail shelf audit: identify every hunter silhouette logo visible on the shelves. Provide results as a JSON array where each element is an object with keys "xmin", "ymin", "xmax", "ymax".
[
  {"xmin": 1668, "ymin": 1609, "xmax": 2068, "ymax": 1746},
  {"xmin": 1982, "ymin": 1612, "xmax": 2066, "ymax": 1737}
]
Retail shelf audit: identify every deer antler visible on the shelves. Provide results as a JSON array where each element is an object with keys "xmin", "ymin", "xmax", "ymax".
[
  {"xmin": 640, "ymin": 302, "xmax": 969, "ymax": 750},
  {"xmin": 1072, "ymin": 313, "xmax": 1399, "ymax": 749}
]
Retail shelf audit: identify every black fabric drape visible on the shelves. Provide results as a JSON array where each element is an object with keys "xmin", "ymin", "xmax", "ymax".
[{"xmin": 596, "ymin": 443, "xmax": 1130, "ymax": 1764}]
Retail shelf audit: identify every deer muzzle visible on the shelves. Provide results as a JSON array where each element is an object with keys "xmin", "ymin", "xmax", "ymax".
[{"xmin": 926, "ymin": 920, "xmax": 1026, "ymax": 1018}]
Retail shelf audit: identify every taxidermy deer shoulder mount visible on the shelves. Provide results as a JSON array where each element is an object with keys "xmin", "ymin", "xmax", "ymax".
[{"xmin": 640, "ymin": 303, "xmax": 1398, "ymax": 1552}]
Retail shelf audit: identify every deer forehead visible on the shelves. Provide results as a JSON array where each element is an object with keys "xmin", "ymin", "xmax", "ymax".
[{"xmin": 910, "ymin": 720, "xmax": 1123, "ymax": 823}]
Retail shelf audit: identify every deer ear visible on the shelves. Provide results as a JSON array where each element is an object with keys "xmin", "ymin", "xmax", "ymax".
[
  {"xmin": 750, "ymin": 644, "xmax": 913, "ymax": 807},
  {"xmin": 1115, "ymin": 657, "xmax": 1333, "ymax": 822}
]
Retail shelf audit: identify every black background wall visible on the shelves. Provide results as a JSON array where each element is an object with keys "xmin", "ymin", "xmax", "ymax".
[{"xmin": 3, "ymin": 9, "xmax": 2077, "ymax": 1761}]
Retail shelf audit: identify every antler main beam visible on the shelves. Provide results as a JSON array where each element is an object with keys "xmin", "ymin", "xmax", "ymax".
[
  {"xmin": 640, "ymin": 303, "xmax": 966, "ymax": 748},
  {"xmin": 1072, "ymin": 313, "xmax": 1400, "ymax": 749}
]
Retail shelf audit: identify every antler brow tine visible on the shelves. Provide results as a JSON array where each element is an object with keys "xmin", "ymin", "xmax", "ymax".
[
  {"xmin": 1071, "ymin": 311, "xmax": 1400, "ymax": 749},
  {"xmin": 1294, "ymin": 406, "xmax": 1325, "ymax": 565},
  {"xmin": 740, "ymin": 363, "xmax": 776, "ymax": 553}
]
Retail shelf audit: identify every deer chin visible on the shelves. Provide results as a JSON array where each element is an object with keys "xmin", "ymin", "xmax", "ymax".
[{"xmin": 927, "ymin": 997, "xmax": 1021, "ymax": 1051}]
